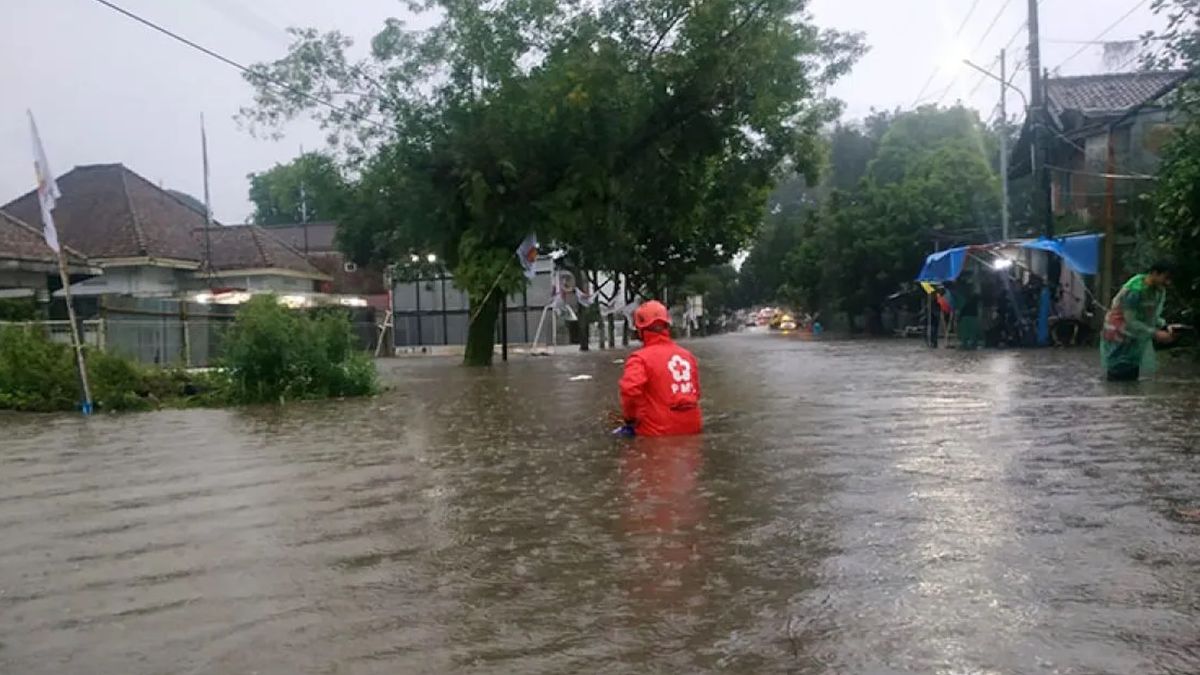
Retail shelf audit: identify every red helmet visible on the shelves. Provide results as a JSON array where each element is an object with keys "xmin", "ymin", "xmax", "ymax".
[{"xmin": 633, "ymin": 300, "xmax": 672, "ymax": 330}]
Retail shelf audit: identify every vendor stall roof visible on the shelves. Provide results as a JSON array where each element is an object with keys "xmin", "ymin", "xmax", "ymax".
[{"xmin": 915, "ymin": 233, "xmax": 1102, "ymax": 283}]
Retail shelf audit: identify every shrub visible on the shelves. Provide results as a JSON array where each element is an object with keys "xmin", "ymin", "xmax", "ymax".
[
  {"xmin": 0, "ymin": 326, "xmax": 232, "ymax": 412},
  {"xmin": 0, "ymin": 296, "xmax": 377, "ymax": 413},
  {"xmin": 219, "ymin": 296, "xmax": 378, "ymax": 404},
  {"xmin": 0, "ymin": 298, "xmax": 38, "ymax": 321},
  {"xmin": 0, "ymin": 326, "xmax": 79, "ymax": 411}
]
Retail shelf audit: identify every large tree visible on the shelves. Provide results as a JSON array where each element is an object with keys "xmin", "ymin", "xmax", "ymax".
[
  {"xmin": 247, "ymin": 152, "xmax": 350, "ymax": 225},
  {"xmin": 1143, "ymin": 0, "xmax": 1200, "ymax": 328},
  {"xmin": 752, "ymin": 106, "xmax": 1001, "ymax": 330},
  {"xmin": 241, "ymin": 0, "xmax": 863, "ymax": 364}
]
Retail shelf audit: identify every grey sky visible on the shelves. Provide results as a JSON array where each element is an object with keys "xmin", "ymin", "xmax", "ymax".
[{"xmin": 1, "ymin": 0, "xmax": 1164, "ymax": 223}]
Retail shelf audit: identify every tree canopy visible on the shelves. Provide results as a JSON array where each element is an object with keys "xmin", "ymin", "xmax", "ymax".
[
  {"xmin": 1144, "ymin": 0, "xmax": 1200, "ymax": 328},
  {"xmin": 242, "ymin": 0, "xmax": 864, "ymax": 363},
  {"xmin": 738, "ymin": 105, "xmax": 1002, "ymax": 328},
  {"xmin": 247, "ymin": 152, "xmax": 350, "ymax": 226}
]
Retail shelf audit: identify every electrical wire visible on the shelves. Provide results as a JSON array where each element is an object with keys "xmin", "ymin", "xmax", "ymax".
[
  {"xmin": 912, "ymin": 0, "xmax": 985, "ymax": 106},
  {"xmin": 976, "ymin": 0, "xmax": 1020, "ymax": 52},
  {"xmin": 942, "ymin": 0, "xmax": 1046, "ymax": 106},
  {"xmin": 87, "ymin": 0, "xmax": 392, "ymax": 132},
  {"xmin": 1052, "ymin": 0, "xmax": 1152, "ymax": 72}
]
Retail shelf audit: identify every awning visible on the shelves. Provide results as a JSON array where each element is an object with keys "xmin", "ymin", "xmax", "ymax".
[
  {"xmin": 914, "ymin": 233, "xmax": 1103, "ymax": 283},
  {"xmin": 915, "ymin": 246, "xmax": 969, "ymax": 283},
  {"xmin": 1020, "ymin": 234, "xmax": 1101, "ymax": 276}
]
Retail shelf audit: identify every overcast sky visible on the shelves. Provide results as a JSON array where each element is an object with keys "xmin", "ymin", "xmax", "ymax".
[{"xmin": 1, "ymin": 0, "xmax": 1164, "ymax": 223}]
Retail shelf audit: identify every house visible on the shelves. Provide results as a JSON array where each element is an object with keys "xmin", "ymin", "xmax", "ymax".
[
  {"xmin": 3, "ymin": 164, "xmax": 206, "ymax": 297},
  {"xmin": 258, "ymin": 222, "xmax": 388, "ymax": 300},
  {"xmin": 1011, "ymin": 70, "xmax": 1187, "ymax": 224},
  {"xmin": 1009, "ymin": 70, "xmax": 1191, "ymax": 298},
  {"xmin": 0, "ymin": 209, "xmax": 99, "ymax": 303},
  {"xmin": 2, "ymin": 164, "xmax": 328, "ymax": 302},
  {"xmin": 197, "ymin": 224, "xmax": 329, "ymax": 295}
]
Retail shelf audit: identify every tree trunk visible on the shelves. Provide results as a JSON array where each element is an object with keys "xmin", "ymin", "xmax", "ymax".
[
  {"xmin": 464, "ymin": 292, "xmax": 501, "ymax": 367},
  {"xmin": 592, "ymin": 272, "xmax": 605, "ymax": 350}
]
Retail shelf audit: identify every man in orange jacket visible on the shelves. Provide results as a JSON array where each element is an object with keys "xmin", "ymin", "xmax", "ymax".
[{"xmin": 617, "ymin": 301, "xmax": 704, "ymax": 437}]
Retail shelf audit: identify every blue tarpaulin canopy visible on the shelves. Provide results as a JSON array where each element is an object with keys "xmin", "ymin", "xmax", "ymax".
[
  {"xmin": 914, "ymin": 233, "xmax": 1102, "ymax": 283},
  {"xmin": 915, "ymin": 247, "xmax": 969, "ymax": 283},
  {"xmin": 1020, "ymin": 233, "xmax": 1101, "ymax": 276}
]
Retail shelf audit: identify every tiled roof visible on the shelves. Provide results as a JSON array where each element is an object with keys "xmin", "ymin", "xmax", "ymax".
[
  {"xmin": 257, "ymin": 222, "xmax": 339, "ymax": 253},
  {"xmin": 306, "ymin": 252, "xmax": 388, "ymax": 295},
  {"xmin": 1047, "ymin": 71, "xmax": 1189, "ymax": 119},
  {"xmin": 0, "ymin": 209, "xmax": 90, "ymax": 267},
  {"xmin": 2, "ymin": 164, "xmax": 208, "ymax": 264},
  {"xmin": 195, "ymin": 225, "xmax": 329, "ymax": 279}
]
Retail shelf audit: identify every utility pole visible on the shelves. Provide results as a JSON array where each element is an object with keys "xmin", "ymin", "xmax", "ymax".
[
  {"xmin": 1027, "ymin": 0, "xmax": 1052, "ymax": 239},
  {"xmin": 298, "ymin": 145, "xmax": 309, "ymax": 255},
  {"xmin": 999, "ymin": 48, "xmax": 1010, "ymax": 241},
  {"xmin": 1028, "ymin": 0, "xmax": 1057, "ymax": 348}
]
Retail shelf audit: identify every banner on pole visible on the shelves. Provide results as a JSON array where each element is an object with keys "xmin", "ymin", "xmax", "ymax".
[
  {"xmin": 28, "ymin": 111, "xmax": 61, "ymax": 253},
  {"xmin": 516, "ymin": 233, "xmax": 539, "ymax": 279}
]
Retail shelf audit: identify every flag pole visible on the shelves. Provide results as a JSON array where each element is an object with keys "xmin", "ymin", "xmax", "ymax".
[
  {"xmin": 201, "ymin": 113, "xmax": 213, "ymax": 287},
  {"xmin": 56, "ymin": 250, "xmax": 93, "ymax": 415},
  {"xmin": 28, "ymin": 110, "xmax": 92, "ymax": 415}
]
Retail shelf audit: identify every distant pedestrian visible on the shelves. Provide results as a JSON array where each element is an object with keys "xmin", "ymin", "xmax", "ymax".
[
  {"xmin": 617, "ymin": 301, "xmax": 703, "ymax": 437},
  {"xmin": 1101, "ymin": 261, "xmax": 1178, "ymax": 381},
  {"xmin": 955, "ymin": 281, "xmax": 982, "ymax": 350}
]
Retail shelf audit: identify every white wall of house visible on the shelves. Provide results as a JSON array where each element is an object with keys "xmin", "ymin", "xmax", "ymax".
[
  {"xmin": 71, "ymin": 266, "xmax": 187, "ymax": 296},
  {"xmin": 238, "ymin": 275, "xmax": 317, "ymax": 292}
]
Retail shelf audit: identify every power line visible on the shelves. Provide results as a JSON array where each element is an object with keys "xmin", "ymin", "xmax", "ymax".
[
  {"xmin": 1044, "ymin": 36, "xmax": 1144, "ymax": 45},
  {"xmin": 87, "ymin": 0, "xmax": 392, "ymax": 132},
  {"xmin": 1053, "ymin": 0, "xmax": 1153, "ymax": 72},
  {"xmin": 976, "ymin": 0, "xmax": 1020, "ymax": 51},
  {"xmin": 912, "ymin": 0, "xmax": 985, "ymax": 106},
  {"xmin": 940, "ymin": 0, "xmax": 1043, "ymax": 106},
  {"xmin": 972, "ymin": 2, "xmax": 1040, "ymax": 95}
]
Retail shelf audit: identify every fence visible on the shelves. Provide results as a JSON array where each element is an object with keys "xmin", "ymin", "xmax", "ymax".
[
  {"xmin": 3, "ymin": 298, "xmax": 380, "ymax": 368},
  {"xmin": 0, "ymin": 320, "xmax": 105, "ymax": 348},
  {"xmin": 391, "ymin": 270, "xmax": 603, "ymax": 350}
]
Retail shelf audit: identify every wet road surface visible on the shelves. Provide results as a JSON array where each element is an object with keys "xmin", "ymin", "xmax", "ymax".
[{"xmin": 2, "ymin": 334, "xmax": 1199, "ymax": 674}]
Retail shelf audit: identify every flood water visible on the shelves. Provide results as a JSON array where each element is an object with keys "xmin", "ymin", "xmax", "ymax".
[{"xmin": 2, "ymin": 334, "xmax": 1199, "ymax": 674}]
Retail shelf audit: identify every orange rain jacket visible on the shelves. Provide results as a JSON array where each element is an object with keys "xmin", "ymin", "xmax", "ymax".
[{"xmin": 619, "ymin": 330, "xmax": 703, "ymax": 437}]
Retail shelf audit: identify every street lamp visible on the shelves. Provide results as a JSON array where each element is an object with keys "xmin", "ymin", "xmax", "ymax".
[
  {"xmin": 963, "ymin": 54, "xmax": 1029, "ymax": 241},
  {"xmin": 962, "ymin": 59, "xmax": 1029, "ymax": 110},
  {"xmin": 426, "ymin": 253, "xmax": 438, "ymax": 264}
]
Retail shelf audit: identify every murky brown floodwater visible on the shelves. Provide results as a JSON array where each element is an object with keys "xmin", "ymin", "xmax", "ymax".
[{"xmin": 2, "ymin": 334, "xmax": 1199, "ymax": 674}]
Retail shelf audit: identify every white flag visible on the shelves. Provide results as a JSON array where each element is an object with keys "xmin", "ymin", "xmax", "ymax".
[
  {"xmin": 28, "ymin": 111, "xmax": 61, "ymax": 253},
  {"xmin": 515, "ymin": 233, "xmax": 538, "ymax": 279}
]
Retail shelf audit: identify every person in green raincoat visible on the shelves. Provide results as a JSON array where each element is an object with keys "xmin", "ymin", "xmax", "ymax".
[
  {"xmin": 952, "ymin": 276, "xmax": 982, "ymax": 350},
  {"xmin": 1101, "ymin": 262, "xmax": 1179, "ymax": 381}
]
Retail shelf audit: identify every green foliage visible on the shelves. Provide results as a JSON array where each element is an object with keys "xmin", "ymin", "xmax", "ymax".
[
  {"xmin": 737, "ymin": 106, "xmax": 1002, "ymax": 328},
  {"xmin": 220, "ymin": 296, "xmax": 378, "ymax": 403},
  {"xmin": 678, "ymin": 264, "xmax": 739, "ymax": 318},
  {"xmin": 247, "ymin": 152, "xmax": 349, "ymax": 226},
  {"xmin": 0, "ymin": 327, "xmax": 228, "ymax": 413},
  {"xmin": 241, "ymin": 0, "xmax": 865, "ymax": 364},
  {"xmin": 0, "ymin": 298, "xmax": 376, "ymax": 412},
  {"xmin": 0, "ymin": 298, "xmax": 38, "ymax": 321},
  {"xmin": 0, "ymin": 326, "xmax": 79, "ymax": 411},
  {"xmin": 1144, "ymin": 0, "xmax": 1200, "ymax": 330}
]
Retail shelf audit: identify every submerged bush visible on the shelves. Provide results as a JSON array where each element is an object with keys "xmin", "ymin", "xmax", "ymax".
[
  {"xmin": 0, "ymin": 326, "xmax": 223, "ymax": 412},
  {"xmin": 0, "ymin": 297, "xmax": 377, "ymax": 413},
  {"xmin": 0, "ymin": 326, "xmax": 80, "ymax": 411},
  {"xmin": 220, "ymin": 296, "xmax": 377, "ymax": 404}
]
